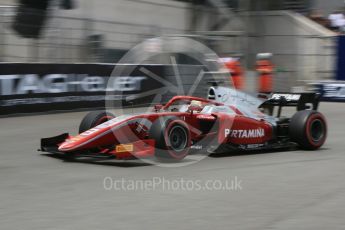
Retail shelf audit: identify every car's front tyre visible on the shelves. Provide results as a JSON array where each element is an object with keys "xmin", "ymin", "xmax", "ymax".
[
  {"xmin": 79, "ymin": 111, "xmax": 116, "ymax": 134},
  {"xmin": 149, "ymin": 117, "xmax": 191, "ymax": 162}
]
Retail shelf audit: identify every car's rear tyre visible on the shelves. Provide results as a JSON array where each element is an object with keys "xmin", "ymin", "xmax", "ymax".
[
  {"xmin": 289, "ymin": 110, "xmax": 327, "ymax": 150},
  {"xmin": 79, "ymin": 111, "xmax": 115, "ymax": 134},
  {"xmin": 149, "ymin": 117, "xmax": 191, "ymax": 162}
]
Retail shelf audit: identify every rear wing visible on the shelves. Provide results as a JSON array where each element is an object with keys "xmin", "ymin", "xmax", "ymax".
[{"xmin": 259, "ymin": 93, "xmax": 321, "ymax": 112}]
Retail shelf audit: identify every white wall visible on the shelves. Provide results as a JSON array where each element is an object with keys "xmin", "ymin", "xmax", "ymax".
[
  {"xmin": 0, "ymin": 0, "xmax": 14, "ymax": 5},
  {"xmin": 0, "ymin": 0, "xmax": 193, "ymax": 62},
  {"xmin": 313, "ymin": 0, "xmax": 345, "ymax": 15},
  {"xmin": 244, "ymin": 11, "xmax": 336, "ymax": 90},
  {"xmin": 57, "ymin": 0, "xmax": 190, "ymax": 31}
]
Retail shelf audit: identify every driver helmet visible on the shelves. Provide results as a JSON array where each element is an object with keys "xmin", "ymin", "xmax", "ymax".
[{"xmin": 188, "ymin": 100, "xmax": 204, "ymax": 112}]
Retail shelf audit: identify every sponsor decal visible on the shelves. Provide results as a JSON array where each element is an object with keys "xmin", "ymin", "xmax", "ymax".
[
  {"xmin": 322, "ymin": 83, "xmax": 345, "ymax": 98},
  {"xmin": 196, "ymin": 114, "xmax": 216, "ymax": 121},
  {"xmin": 1, "ymin": 95, "xmax": 108, "ymax": 106},
  {"xmin": 239, "ymin": 143, "xmax": 266, "ymax": 150},
  {"xmin": 225, "ymin": 129, "xmax": 265, "ymax": 139},
  {"xmin": 191, "ymin": 145, "xmax": 203, "ymax": 150},
  {"xmin": 0, "ymin": 74, "xmax": 146, "ymax": 96},
  {"xmin": 271, "ymin": 94, "xmax": 301, "ymax": 101},
  {"xmin": 70, "ymin": 137, "xmax": 82, "ymax": 142},
  {"xmin": 81, "ymin": 128, "xmax": 100, "ymax": 136},
  {"xmin": 0, "ymin": 63, "xmax": 166, "ymax": 115},
  {"xmin": 211, "ymin": 87, "xmax": 262, "ymax": 107},
  {"xmin": 79, "ymin": 116, "xmax": 133, "ymax": 137},
  {"xmin": 79, "ymin": 116, "xmax": 152, "ymax": 139},
  {"xmin": 312, "ymin": 82, "xmax": 345, "ymax": 102},
  {"xmin": 116, "ymin": 144, "xmax": 134, "ymax": 153}
]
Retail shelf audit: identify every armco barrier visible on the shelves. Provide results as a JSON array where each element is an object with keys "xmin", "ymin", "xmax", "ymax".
[{"xmin": 0, "ymin": 63, "xmax": 207, "ymax": 115}]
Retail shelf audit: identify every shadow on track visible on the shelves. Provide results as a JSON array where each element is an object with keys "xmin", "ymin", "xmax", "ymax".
[
  {"xmin": 41, "ymin": 153, "xmax": 152, "ymax": 168},
  {"xmin": 209, "ymin": 147, "xmax": 298, "ymax": 158},
  {"xmin": 41, "ymin": 147, "xmax": 331, "ymax": 168}
]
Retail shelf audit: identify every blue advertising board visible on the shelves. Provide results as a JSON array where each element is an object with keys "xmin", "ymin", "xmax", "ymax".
[
  {"xmin": 313, "ymin": 82, "xmax": 345, "ymax": 102},
  {"xmin": 336, "ymin": 36, "xmax": 345, "ymax": 81}
]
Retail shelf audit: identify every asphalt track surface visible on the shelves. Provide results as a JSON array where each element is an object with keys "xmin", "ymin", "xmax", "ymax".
[{"xmin": 1, "ymin": 103, "xmax": 345, "ymax": 230}]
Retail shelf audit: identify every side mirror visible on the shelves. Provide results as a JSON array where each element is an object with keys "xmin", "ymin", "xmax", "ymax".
[{"xmin": 154, "ymin": 104, "xmax": 163, "ymax": 112}]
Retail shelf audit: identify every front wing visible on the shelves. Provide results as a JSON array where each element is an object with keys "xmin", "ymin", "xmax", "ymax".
[{"xmin": 40, "ymin": 133, "xmax": 156, "ymax": 160}]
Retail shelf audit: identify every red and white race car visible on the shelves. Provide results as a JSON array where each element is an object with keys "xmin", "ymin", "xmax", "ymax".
[{"xmin": 40, "ymin": 87, "xmax": 327, "ymax": 162}]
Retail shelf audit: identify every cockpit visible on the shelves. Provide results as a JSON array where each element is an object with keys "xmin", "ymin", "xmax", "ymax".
[
  {"xmin": 159, "ymin": 96, "xmax": 236, "ymax": 115},
  {"xmin": 201, "ymin": 105, "xmax": 236, "ymax": 115}
]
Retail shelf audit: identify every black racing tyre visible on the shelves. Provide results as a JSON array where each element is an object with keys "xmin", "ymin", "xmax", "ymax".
[
  {"xmin": 149, "ymin": 117, "xmax": 191, "ymax": 162},
  {"xmin": 289, "ymin": 110, "xmax": 327, "ymax": 150},
  {"xmin": 79, "ymin": 111, "xmax": 115, "ymax": 134}
]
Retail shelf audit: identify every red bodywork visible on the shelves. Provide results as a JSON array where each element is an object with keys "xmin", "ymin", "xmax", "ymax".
[{"xmin": 50, "ymin": 96, "xmax": 274, "ymax": 159}]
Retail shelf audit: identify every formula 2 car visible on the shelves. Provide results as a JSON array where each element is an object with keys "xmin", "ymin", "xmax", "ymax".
[{"xmin": 40, "ymin": 87, "xmax": 327, "ymax": 162}]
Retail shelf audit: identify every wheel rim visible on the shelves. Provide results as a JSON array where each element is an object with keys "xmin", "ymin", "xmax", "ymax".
[
  {"xmin": 169, "ymin": 126, "xmax": 188, "ymax": 152},
  {"xmin": 310, "ymin": 119, "xmax": 324, "ymax": 142}
]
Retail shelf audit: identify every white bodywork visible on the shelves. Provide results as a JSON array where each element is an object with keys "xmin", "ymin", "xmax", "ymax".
[{"xmin": 208, "ymin": 86, "xmax": 276, "ymax": 125}]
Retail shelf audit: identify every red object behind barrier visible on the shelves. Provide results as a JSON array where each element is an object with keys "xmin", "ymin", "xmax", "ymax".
[
  {"xmin": 256, "ymin": 60, "xmax": 274, "ymax": 93},
  {"xmin": 221, "ymin": 58, "xmax": 245, "ymax": 90}
]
